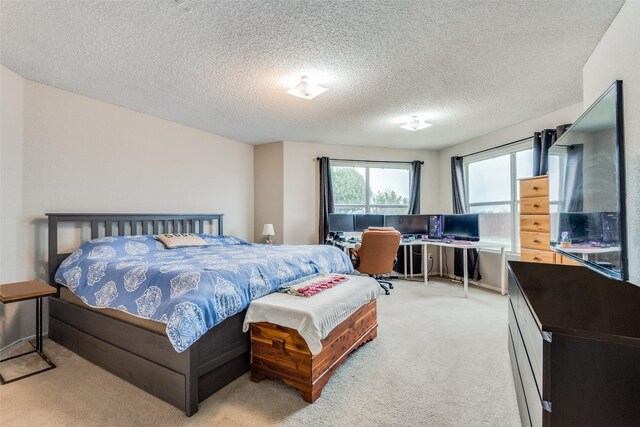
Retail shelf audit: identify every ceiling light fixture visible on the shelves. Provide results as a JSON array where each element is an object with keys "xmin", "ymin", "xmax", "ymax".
[
  {"xmin": 399, "ymin": 115, "xmax": 432, "ymax": 131},
  {"xmin": 286, "ymin": 75, "xmax": 328, "ymax": 100}
]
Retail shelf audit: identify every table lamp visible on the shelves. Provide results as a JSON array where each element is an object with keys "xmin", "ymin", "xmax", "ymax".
[{"xmin": 262, "ymin": 224, "xmax": 275, "ymax": 244}]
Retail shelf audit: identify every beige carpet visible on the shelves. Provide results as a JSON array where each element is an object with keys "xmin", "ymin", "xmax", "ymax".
[{"xmin": 0, "ymin": 279, "xmax": 521, "ymax": 427}]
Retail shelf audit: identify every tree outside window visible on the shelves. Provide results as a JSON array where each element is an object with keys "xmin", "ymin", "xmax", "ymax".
[{"xmin": 331, "ymin": 163, "xmax": 410, "ymax": 215}]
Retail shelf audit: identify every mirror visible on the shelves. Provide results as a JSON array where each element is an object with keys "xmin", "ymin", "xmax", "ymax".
[{"xmin": 549, "ymin": 81, "xmax": 627, "ymax": 281}]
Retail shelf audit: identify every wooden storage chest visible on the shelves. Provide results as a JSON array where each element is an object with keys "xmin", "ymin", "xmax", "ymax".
[{"xmin": 249, "ymin": 300, "xmax": 377, "ymax": 403}]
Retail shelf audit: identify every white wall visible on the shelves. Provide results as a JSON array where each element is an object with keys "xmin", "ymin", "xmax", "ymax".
[
  {"xmin": 435, "ymin": 103, "xmax": 583, "ymax": 289},
  {"xmin": 0, "ymin": 66, "xmax": 32, "ymax": 347},
  {"xmin": 279, "ymin": 141, "xmax": 439, "ymax": 245},
  {"xmin": 0, "ymin": 67, "xmax": 254, "ymax": 348},
  {"xmin": 583, "ymin": 0, "xmax": 640, "ymax": 284},
  {"xmin": 254, "ymin": 142, "xmax": 284, "ymax": 244}
]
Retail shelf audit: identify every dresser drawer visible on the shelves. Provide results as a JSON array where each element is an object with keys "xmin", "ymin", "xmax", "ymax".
[
  {"xmin": 520, "ymin": 177, "xmax": 549, "ymax": 198},
  {"xmin": 520, "ymin": 215, "xmax": 549, "ymax": 233},
  {"xmin": 521, "ymin": 232, "xmax": 550, "ymax": 251},
  {"xmin": 560, "ymin": 255, "xmax": 583, "ymax": 266},
  {"xmin": 521, "ymin": 197, "xmax": 549, "ymax": 215},
  {"xmin": 508, "ymin": 278, "xmax": 544, "ymax": 392},
  {"xmin": 508, "ymin": 330, "xmax": 533, "ymax": 427},
  {"xmin": 520, "ymin": 248, "xmax": 555, "ymax": 264},
  {"xmin": 508, "ymin": 322, "xmax": 544, "ymax": 427}
]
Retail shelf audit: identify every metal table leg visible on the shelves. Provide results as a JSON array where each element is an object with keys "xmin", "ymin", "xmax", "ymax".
[
  {"xmin": 463, "ymin": 248, "xmax": 469, "ymax": 298},
  {"xmin": 409, "ymin": 243, "xmax": 414, "ymax": 279},
  {"xmin": 0, "ymin": 297, "xmax": 56, "ymax": 385},
  {"xmin": 423, "ymin": 245, "xmax": 428, "ymax": 286},
  {"xmin": 501, "ymin": 247, "xmax": 507, "ymax": 295},
  {"xmin": 403, "ymin": 245, "xmax": 407, "ymax": 279}
]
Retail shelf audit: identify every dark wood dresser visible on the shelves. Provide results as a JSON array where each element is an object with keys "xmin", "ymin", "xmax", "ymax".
[{"xmin": 508, "ymin": 261, "xmax": 640, "ymax": 427}]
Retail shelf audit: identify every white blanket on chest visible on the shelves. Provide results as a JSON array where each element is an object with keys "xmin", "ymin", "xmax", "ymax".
[{"xmin": 243, "ymin": 275, "xmax": 380, "ymax": 355}]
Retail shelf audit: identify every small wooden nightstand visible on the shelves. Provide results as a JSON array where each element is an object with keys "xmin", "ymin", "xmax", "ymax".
[{"xmin": 0, "ymin": 280, "xmax": 57, "ymax": 384}]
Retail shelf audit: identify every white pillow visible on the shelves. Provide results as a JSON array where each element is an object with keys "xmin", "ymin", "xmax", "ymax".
[{"xmin": 155, "ymin": 233, "xmax": 208, "ymax": 249}]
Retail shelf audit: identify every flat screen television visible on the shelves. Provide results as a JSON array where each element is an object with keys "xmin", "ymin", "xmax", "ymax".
[
  {"xmin": 443, "ymin": 214, "xmax": 480, "ymax": 241},
  {"xmin": 549, "ymin": 80, "xmax": 627, "ymax": 281},
  {"xmin": 328, "ymin": 213, "xmax": 355, "ymax": 233},
  {"xmin": 354, "ymin": 214, "xmax": 385, "ymax": 231},
  {"xmin": 384, "ymin": 214, "xmax": 429, "ymax": 235}
]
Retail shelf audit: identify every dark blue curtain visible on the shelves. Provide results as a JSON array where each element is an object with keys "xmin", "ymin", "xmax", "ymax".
[
  {"xmin": 318, "ymin": 157, "xmax": 334, "ymax": 243},
  {"xmin": 562, "ymin": 145, "xmax": 584, "ymax": 212},
  {"xmin": 408, "ymin": 160, "xmax": 422, "ymax": 214},
  {"xmin": 532, "ymin": 124, "xmax": 571, "ymax": 175},
  {"xmin": 451, "ymin": 157, "xmax": 480, "ymax": 281}
]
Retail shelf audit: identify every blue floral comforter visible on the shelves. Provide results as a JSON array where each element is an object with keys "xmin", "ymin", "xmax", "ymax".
[{"xmin": 54, "ymin": 234, "xmax": 353, "ymax": 352}]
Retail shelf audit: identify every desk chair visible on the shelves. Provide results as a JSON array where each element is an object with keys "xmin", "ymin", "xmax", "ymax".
[{"xmin": 350, "ymin": 227, "xmax": 401, "ymax": 295}]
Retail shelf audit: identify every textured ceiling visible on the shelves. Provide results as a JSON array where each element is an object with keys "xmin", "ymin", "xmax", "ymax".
[{"xmin": 0, "ymin": 0, "xmax": 625, "ymax": 149}]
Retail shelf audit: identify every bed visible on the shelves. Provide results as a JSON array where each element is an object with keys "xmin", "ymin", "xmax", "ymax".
[{"xmin": 46, "ymin": 213, "xmax": 353, "ymax": 415}]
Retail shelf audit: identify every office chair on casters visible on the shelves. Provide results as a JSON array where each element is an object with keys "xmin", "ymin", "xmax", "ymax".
[{"xmin": 350, "ymin": 227, "xmax": 401, "ymax": 295}]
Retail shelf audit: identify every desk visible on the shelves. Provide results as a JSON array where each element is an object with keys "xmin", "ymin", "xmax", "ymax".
[
  {"xmin": 0, "ymin": 280, "xmax": 57, "ymax": 384},
  {"xmin": 334, "ymin": 240, "xmax": 419, "ymax": 280},
  {"xmin": 555, "ymin": 245, "xmax": 620, "ymax": 260},
  {"xmin": 421, "ymin": 240, "xmax": 506, "ymax": 298},
  {"xmin": 335, "ymin": 239, "xmax": 507, "ymax": 297}
]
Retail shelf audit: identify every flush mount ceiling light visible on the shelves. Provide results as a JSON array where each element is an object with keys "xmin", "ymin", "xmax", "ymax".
[
  {"xmin": 286, "ymin": 75, "xmax": 328, "ymax": 100},
  {"xmin": 399, "ymin": 115, "xmax": 432, "ymax": 131}
]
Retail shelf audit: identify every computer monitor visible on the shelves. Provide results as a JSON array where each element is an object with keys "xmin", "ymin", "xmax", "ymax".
[
  {"xmin": 354, "ymin": 214, "xmax": 385, "ymax": 231},
  {"xmin": 384, "ymin": 215, "xmax": 429, "ymax": 235},
  {"xmin": 600, "ymin": 212, "xmax": 619, "ymax": 243},
  {"xmin": 328, "ymin": 214, "xmax": 355, "ymax": 233},
  {"xmin": 427, "ymin": 214, "xmax": 443, "ymax": 239},
  {"xmin": 443, "ymin": 214, "xmax": 480, "ymax": 241},
  {"xmin": 557, "ymin": 212, "xmax": 601, "ymax": 244}
]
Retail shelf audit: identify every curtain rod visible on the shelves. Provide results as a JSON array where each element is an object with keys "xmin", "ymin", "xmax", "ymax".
[
  {"xmin": 462, "ymin": 136, "xmax": 533, "ymax": 158},
  {"xmin": 316, "ymin": 157, "xmax": 424, "ymax": 165}
]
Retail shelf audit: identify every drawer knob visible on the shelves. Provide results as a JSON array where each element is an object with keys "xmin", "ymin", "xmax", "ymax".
[
  {"xmin": 533, "ymin": 257, "xmax": 540, "ymax": 261},
  {"xmin": 533, "ymin": 222, "xmax": 539, "ymax": 225},
  {"xmin": 534, "ymin": 240, "xmax": 540, "ymax": 243},
  {"xmin": 533, "ymin": 204, "xmax": 539, "ymax": 208},
  {"xmin": 533, "ymin": 186, "xmax": 539, "ymax": 190}
]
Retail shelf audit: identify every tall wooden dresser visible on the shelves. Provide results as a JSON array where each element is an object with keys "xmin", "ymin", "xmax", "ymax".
[
  {"xmin": 508, "ymin": 261, "xmax": 640, "ymax": 426},
  {"xmin": 519, "ymin": 176, "xmax": 554, "ymax": 263},
  {"xmin": 519, "ymin": 176, "xmax": 579, "ymax": 266}
]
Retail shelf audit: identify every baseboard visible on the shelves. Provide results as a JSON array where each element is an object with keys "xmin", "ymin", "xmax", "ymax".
[
  {"xmin": 427, "ymin": 273, "xmax": 503, "ymax": 294},
  {"xmin": 0, "ymin": 332, "xmax": 48, "ymax": 354}
]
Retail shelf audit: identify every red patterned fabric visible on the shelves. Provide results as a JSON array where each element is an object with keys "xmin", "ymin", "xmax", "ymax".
[{"xmin": 286, "ymin": 274, "xmax": 349, "ymax": 297}]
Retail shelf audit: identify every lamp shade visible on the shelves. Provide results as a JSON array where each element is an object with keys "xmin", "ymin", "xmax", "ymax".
[{"xmin": 262, "ymin": 224, "xmax": 275, "ymax": 236}]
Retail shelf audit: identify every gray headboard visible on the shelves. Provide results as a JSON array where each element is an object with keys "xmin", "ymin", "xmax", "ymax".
[{"xmin": 46, "ymin": 213, "xmax": 224, "ymax": 287}]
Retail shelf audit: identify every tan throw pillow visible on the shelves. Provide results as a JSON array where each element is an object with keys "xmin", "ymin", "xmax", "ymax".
[{"xmin": 155, "ymin": 233, "xmax": 208, "ymax": 249}]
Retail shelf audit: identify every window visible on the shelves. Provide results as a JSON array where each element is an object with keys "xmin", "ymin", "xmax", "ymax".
[
  {"xmin": 464, "ymin": 141, "xmax": 533, "ymax": 252},
  {"xmin": 331, "ymin": 161, "xmax": 411, "ymax": 214}
]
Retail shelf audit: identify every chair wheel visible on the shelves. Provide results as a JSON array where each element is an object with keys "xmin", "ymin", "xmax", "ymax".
[
  {"xmin": 385, "ymin": 289, "xmax": 390, "ymax": 295},
  {"xmin": 389, "ymin": 283, "xmax": 394, "ymax": 289}
]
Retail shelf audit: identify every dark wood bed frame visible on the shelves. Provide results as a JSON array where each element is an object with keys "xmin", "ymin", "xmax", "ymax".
[{"xmin": 46, "ymin": 213, "xmax": 250, "ymax": 416}]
